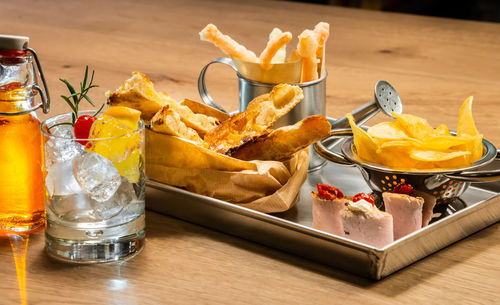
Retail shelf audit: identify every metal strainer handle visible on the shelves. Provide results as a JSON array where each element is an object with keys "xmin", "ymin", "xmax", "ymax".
[
  {"xmin": 314, "ymin": 129, "xmax": 355, "ymax": 166},
  {"xmin": 445, "ymin": 149, "xmax": 500, "ymax": 182},
  {"xmin": 330, "ymin": 80, "xmax": 403, "ymax": 130},
  {"xmin": 330, "ymin": 100, "xmax": 379, "ymax": 130}
]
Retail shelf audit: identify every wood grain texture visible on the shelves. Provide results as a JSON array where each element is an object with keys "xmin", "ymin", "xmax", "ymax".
[{"xmin": 1, "ymin": 0, "xmax": 499, "ymax": 304}]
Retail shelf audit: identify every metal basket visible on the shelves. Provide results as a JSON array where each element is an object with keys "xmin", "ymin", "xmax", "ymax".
[{"xmin": 314, "ymin": 130, "xmax": 500, "ymax": 203}]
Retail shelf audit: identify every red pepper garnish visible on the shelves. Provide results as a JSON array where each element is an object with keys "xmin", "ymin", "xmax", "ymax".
[
  {"xmin": 316, "ymin": 184, "xmax": 344, "ymax": 200},
  {"xmin": 392, "ymin": 182, "xmax": 414, "ymax": 195},
  {"xmin": 352, "ymin": 193, "xmax": 375, "ymax": 205},
  {"xmin": 74, "ymin": 115, "xmax": 97, "ymax": 145}
]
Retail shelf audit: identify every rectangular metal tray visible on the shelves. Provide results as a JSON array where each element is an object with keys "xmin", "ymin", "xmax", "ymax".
[{"xmin": 145, "ymin": 158, "xmax": 500, "ymax": 280}]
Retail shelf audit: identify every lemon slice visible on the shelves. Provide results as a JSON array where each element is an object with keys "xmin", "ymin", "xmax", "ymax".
[
  {"xmin": 88, "ymin": 106, "xmax": 143, "ymax": 183},
  {"xmin": 102, "ymin": 106, "xmax": 141, "ymax": 130}
]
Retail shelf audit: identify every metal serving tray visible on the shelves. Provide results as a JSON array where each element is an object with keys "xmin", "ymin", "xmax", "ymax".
[{"xmin": 145, "ymin": 156, "xmax": 500, "ymax": 280}]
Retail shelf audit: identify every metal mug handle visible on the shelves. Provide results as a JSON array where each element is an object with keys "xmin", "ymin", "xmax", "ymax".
[{"xmin": 198, "ymin": 57, "xmax": 238, "ymax": 114}]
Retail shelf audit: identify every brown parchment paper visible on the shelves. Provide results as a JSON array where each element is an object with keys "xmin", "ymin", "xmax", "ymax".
[{"xmin": 146, "ymin": 129, "xmax": 309, "ymax": 213}]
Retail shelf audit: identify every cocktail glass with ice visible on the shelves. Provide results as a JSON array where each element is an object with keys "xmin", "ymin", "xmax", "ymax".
[{"xmin": 41, "ymin": 110, "xmax": 145, "ymax": 262}]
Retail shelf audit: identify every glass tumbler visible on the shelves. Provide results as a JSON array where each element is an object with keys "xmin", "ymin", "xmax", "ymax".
[{"xmin": 41, "ymin": 111, "xmax": 145, "ymax": 263}]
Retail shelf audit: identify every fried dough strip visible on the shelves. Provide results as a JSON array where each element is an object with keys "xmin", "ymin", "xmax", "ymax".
[
  {"xmin": 200, "ymin": 24, "xmax": 258, "ymax": 62},
  {"xmin": 204, "ymin": 84, "xmax": 304, "ymax": 154},
  {"xmin": 231, "ymin": 115, "xmax": 331, "ymax": 161},
  {"xmin": 297, "ymin": 30, "xmax": 319, "ymax": 82},
  {"xmin": 288, "ymin": 49, "xmax": 302, "ymax": 62},
  {"xmin": 259, "ymin": 28, "xmax": 292, "ymax": 65},
  {"xmin": 314, "ymin": 22, "xmax": 330, "ymax": 77}
]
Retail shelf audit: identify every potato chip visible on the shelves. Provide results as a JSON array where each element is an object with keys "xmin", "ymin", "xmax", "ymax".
[
  {"xmin": 348, "ymin": 97, "xmax": 484, "ymax": 171},
  {"xmin": 346, "ymin": 113, "xmax": 379, "ymax": 163},
  {"xmin": 457, "ymin": 96, "xmax": 483, "ymax": 162},
  {"xmin": 434, "ymin": 124, "xmax": 451, "ymax": 136},
  {"xmin": 368, "ymin": 121, "xmax": 409, "ymax": 143},
  {"xmin": 380, "ymin": 140, "xmax": 413, "ymax": 149},
  {"xmin": 434, "ymin": 155, "xmax": 472, "ymax": 169},
  {"xmin": 393, "ymin": 113, "xmax": 434, "ymax": 140},
  {"xmin": 410, "ymin": 150, "xmax": 471, "ymax": 162},
  {"xmin": 457, "ymin": 96, "xmax": 478, "ymax": 137},
  {"xmin": 377, "ymin": 144, "xmax": 420, "ymax": 169},
  {"xmin": 417, "ymin": 135, "xmax": 473, "ymax": 151}
]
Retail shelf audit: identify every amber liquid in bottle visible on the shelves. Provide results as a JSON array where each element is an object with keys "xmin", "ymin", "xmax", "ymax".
[{"xmin": 0, "ymin": 86, "xmax": 45, "ymax": 232}]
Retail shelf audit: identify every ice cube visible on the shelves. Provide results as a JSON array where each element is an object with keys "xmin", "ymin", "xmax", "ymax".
[
  {"xmin": 45, "ymin": 125, "xmax": 86, "ymax": 166},
  {"xmin": 73, "ymin": 152, "xmax": 121, "ymax": 202},
  {"xmin": 93, "ymin": 177, "xmax": 137, "ymax": 219},
  {"xmin": 45, "ymin": 159, "xmax": 83, "ymax": 196},
  {"xmin": 48, "ymin": 193, "xmax": 98, "ymax": 222}
]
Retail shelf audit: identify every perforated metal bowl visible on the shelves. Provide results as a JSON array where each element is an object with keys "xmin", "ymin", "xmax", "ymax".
[{"xmin": 314, "ymin": 132, "xmax": 500, "ymax": 203}]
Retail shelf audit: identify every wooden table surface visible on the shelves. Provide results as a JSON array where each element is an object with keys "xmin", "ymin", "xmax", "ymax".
[{"xmin": 1, "ymin": 0, "xmax": 500, "ymax": 304}]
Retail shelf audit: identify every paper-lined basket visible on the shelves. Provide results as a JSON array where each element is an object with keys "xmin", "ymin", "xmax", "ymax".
[{"xmin": 146, "ymin": 129, "xmax": 309, "ymax": 213}]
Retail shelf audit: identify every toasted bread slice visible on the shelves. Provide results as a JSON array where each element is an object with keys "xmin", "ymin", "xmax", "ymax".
[
  {"xmin": 106, "ymin": 72, "xmax": 167, "ymax": 122},
  {"xmin": 231, "ymin": 115, "xmax": 331, "ymax": 161},
  {"xmin": 151, "ymin": 105, "xmax": 203, "ymax": 145},
  {"xmin": 107, "ymin": 72, "xmax": 219, "ymax": 136},
  {"xmin": 180, "ymin": 99, "xmax": 230, "ymax": 123},
  {"xmin": 158, "ymin": 93, "xmax": 219, "ymax": 137},
  {"xmin": 203, "ymin": 84, "xmax": 304, "ymax": 154}
]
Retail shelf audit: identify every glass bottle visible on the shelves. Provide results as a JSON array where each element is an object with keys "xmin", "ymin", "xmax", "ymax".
[{"xmin": 0, "ymin": 35, "xmax": 50, "ymax": 233}]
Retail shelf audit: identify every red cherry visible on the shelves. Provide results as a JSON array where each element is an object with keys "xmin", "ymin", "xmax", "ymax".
[
  {"xmin": 74, "ymin": 115, "xmax": 97, "ymax": 145},
  {"xmin": 316, "ymin": 184, "xmax": 344, "ymax": 200},
  {"xmin": 392, "ymin": 182, "xmax": 414, "ymax": 195},
  {"xmin": 352, "ymin": 193, "xmax": 375, "ymax": 205}
]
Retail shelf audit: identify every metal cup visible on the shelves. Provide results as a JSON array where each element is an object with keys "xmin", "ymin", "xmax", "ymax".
[{"xmin": 198, "ymin": 57, "xmax": 327, "ymax": 170}]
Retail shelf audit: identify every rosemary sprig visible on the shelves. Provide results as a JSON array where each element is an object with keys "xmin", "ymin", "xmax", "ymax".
[{"xmin": 58, "ymin": 65, "xmax": 103, "ymax": 126}]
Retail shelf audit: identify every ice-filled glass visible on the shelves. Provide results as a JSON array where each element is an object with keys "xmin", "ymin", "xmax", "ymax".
[{"xmin": 41, "ymin": 111, "xmax": 145, "ymax": 262}]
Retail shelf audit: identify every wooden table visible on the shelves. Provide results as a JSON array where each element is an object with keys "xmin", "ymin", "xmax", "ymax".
[{"xmin": 1, "ymin": 0, "xmax": 499, "ymax": 303}]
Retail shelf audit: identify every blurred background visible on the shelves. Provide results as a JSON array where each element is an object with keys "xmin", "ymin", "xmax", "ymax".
[{"xmin": 287, "ymin": 0, "xmax": 500, "ymax": 22}]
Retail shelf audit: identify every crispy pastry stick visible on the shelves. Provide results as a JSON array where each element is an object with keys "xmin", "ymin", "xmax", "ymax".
[
  {"xmin": 259, "ymin": 28, "xmax": 292, "ymax": 65},
  {"xmin": 200, "ymin": 24, "xmax": 258, "ymax": 62},
  {"xmin": 231, "ymin": 115, "xmax": 331, "ymax": 161},
  {"xmin": 314, "ymin": 22, "xmax": 330, "ymax": 77},
  {"xmin": 288, "ymin": 49, "xmax": 302, "ymax": 62},
  {"xmin": 204, "ymin": 84, "xmax": 304, "ymax": 154},
  {"xmin": 151, "ymin": 105, "xmax": 204, "ymax": 145},
  {"xmin": 297, "ymin": 30, "xmax": 319, "ymax": 82},
  {"xmin": 268, "ymin": 28, "xmax": 288, "ymax": 63}
]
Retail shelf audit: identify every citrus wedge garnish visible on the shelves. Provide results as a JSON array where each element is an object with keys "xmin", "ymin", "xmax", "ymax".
[
  {"xmin": 102, "ymin": 106, "xmax": 141, "ymax": 130},
  {"xmin": 87, "ymin": 106, "xmax": 143, "ymax": 183}
]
